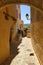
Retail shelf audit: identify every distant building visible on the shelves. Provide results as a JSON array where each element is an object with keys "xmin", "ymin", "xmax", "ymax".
[{"xmin": 16, "ymin": 5, "xmax": 21, "ymax": 19}]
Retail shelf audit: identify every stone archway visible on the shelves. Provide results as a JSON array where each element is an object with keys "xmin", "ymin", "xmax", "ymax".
[{"xmin": 0, "ymin": 0, "xmax": 43, "ymax": 13}]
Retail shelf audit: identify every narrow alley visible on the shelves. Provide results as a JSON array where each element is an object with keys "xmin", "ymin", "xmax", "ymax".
[
  {"xmin": 0, "ymin": 0, "xmax": 43, "ymax": 65},
  {"xmin": 10, "ymin": 37, "xmax": 40, "ymax": 65}
]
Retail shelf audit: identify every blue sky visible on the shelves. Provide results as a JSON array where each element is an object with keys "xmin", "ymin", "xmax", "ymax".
[{"xmin": 20, "ymin": 5, "xmax": 30, "ymax": 24}]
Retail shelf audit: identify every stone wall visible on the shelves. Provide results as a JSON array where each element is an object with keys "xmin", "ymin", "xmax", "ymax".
[
  {"xmin": 0, "ymin": 4, "xmax": 17, "ymax": 64},
  {"xmin": 31, "ymin": 7, "xmax": 43, "ymax": 65}
]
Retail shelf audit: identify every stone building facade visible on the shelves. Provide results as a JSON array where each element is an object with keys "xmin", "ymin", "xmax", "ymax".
[{"xmin": 0, "ymin": 4, "xmax": 21, "ymax": 64}]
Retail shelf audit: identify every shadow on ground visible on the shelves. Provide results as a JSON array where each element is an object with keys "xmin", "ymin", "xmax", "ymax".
[{"xmin": 1, "ymin": 38, "xmax": 21, "ymax": 65}]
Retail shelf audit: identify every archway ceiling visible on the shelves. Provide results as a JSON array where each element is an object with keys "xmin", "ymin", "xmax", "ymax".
[{"xmin": 0, "ymin": 0, "xmax": 43, "ymax": 13}]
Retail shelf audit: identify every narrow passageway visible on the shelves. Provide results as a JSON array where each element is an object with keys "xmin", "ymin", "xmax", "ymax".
[{"xmin": 10, "ymin": 37, "xmax": 40, "ymax": 65}]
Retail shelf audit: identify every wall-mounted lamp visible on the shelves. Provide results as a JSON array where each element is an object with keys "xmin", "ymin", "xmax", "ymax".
[{"xmin": 26, "ymin": 13, "xmax": 30, "ymax": 20}]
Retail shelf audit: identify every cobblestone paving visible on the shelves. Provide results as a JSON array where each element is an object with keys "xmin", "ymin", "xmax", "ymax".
[{"xmin": 10, "ymin": 37, "xmax": 40, "ymax": 65}]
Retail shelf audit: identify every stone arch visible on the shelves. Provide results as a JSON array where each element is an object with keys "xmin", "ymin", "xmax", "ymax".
[{"xmin": 0, "ymin": 0, "xmax": 43, "ymax": 13}]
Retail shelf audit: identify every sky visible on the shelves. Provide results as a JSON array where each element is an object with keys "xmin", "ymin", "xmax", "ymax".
[{"xmin": 20, "ymin": 5, "xmax": 30, "ymax": 24}]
